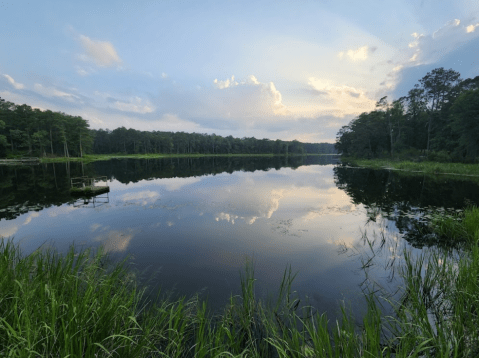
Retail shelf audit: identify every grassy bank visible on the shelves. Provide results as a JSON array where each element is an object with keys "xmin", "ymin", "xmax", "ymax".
[
  {"xmin": 1, "ymin": 207, "xmax": 478, "ymax": 357},
  {"xmin": 342, "ymin": 157, "xmax": 479, "ymax": 177},
  {"xmin": 38, "ymin": 153, "xmax": 339, "ymax": 164}
]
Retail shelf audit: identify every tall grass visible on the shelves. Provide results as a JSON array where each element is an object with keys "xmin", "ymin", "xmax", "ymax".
[
  {"xmin": 343, "ymin": 158, "xmax": 479, "ymax": 177},
  {"xmin": 1, "ymin": 208, "xmax": 479, "ymax": 357},
  {"xmin": 431, "ymin": 206, "xmax": 479, "ymax": 245}
]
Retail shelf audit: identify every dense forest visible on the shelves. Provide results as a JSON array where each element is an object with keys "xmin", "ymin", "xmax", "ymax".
[
  {"xmin": 335, "ymin": 68, "xmax": 479, "ymax": 162},
  {"xmin": 0, "ymin": 97, "xmax": 336, "ymax": 158}
]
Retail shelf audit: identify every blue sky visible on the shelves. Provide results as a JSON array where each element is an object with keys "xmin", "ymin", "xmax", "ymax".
[{"xmin": 1, "ymin": 0, "xmax": 478, "ymax": 143}]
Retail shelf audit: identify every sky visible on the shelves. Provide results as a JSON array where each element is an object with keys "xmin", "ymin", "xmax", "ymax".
[{"xmin": 1, "ymin": 0, "xmax": 478, "ymax": 143}]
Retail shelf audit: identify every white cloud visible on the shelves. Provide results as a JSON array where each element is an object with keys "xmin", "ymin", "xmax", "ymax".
[
  {"xmin": 213, "ymin": 75, "xmax": 238, "ymax": 89},
  {"xmin": 402, "ymin": 18, "xmax": 478, "ymax": 66},
  {"xmin": 2, "ymin": 74, "xmax": 24, "ymax": 90},
  {"xmin": 466, "ymin": 23, "xmax": 479, "ymax": 33},
  {"xmin": 33, "ymin": 83, "xmax": 80, "ymax": 102},
  {"xmin": 161, "ymin": 72, "xmax": 168, "ymax": 78},
  {"xmin": 379, "ymin": 17, "xmax": 479, "ymax": 94},
  {"xmin": 210, "ymin": 75, "xmax": 289, "ymax": 117},
  {"xmin": 305, "ymin": 78, "xmax": 377, "ymax": 117},
  {"xmin": 338, "ymin": 46, "xmax": 370, "ymax": 61},
  {"xmin": 79, "ymin": 35, "xmax": 122, "ymax": 67},
  {"xmin": 111, "ymin": 96, "xmax": 155, "ymax": 114}
]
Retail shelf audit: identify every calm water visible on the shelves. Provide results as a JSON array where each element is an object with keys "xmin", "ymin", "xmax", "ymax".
[{"xmin": 1, "ymin": 156, "xmax": 479, "ymax": 318}]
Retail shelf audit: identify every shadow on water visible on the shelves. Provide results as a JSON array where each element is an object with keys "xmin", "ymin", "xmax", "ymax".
[{"xmin": 334, "ymin": 165, "xmax": 479, "ymax": 249}]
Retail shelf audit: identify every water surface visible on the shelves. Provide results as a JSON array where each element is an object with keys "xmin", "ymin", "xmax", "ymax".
[{"xmin": 1, "ymin": 156, "xmax": 479, "ymax": 318}]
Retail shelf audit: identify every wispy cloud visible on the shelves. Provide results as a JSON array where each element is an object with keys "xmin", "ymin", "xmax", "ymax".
[
  {"xmin": 33, "ymin": 83, "xmax": 80, "ymax": 102},
  {"xmin": 111, "ymin": 96, "xmax": 155, "ymax": 114},
  {"xmin": 210, "ymin": 75, "xmax": 289, "ymax": 117},
  {"xmin": 79, "ymin": 35, "xmax": 122, "ymax": 67},
  {"xmin": 2, "ymin": 74, "xmax": 24, "ymax": 90}
]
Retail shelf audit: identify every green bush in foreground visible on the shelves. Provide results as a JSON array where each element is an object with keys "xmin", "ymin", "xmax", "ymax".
[{"xmin": 1, "ymin": 207, "xmax": 479, "ymax": 357}]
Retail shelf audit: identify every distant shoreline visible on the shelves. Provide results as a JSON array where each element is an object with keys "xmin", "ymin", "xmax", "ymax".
[{"xmin": 38, "ymin": 152, "xmax": 340, "ymax": 163}]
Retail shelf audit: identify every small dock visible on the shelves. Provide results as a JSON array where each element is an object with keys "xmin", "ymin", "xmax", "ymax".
[
  {"xmin": 0, "ymin": 157, "xmax": 40, "ymax": 166},
  {"xmin": 70, "ymin": 176, "xmax": 110, "ymax": 196}
]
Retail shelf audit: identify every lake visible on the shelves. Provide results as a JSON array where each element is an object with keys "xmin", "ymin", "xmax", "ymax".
[{"xmin": 1, "ymin": 156, "xmax": 479, "ymax": 320}]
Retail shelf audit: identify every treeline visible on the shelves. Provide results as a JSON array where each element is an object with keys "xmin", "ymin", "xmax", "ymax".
[
  {"xmin": 0, "ymin": 97, "xmax": 336, "ymax": 158},
  {"xmin": 335, "ymin": 68, "xmax": 479, "ymax": 162},
  {"xmin": 0, "ymin": 99, "xmax": 92, "ymax": 158},
  {"xmin": 91, "ymin": 128, "xmax": 336, "ymax": 155}
]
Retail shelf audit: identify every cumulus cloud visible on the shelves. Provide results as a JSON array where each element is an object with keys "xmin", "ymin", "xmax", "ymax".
[
  {"xmin": 401, "ymin": 18, "xmax": 479, "ymax": 67},
  {"xmin": 466, "ymin": 22, "xmax": 479, "ymax": 33},
  {"xmin": 338, "ymin": 46, "xmax": 374, "ymax": 61},
  {"xmin": 111, "ymin": 96, "xmax": 155, "ymax": 114},
  {"xmin": 376, "ymin": 17, "xmax": 479, "ymax": 96},
  {"xmin": 79, "ymin": 35, "xmax": 122, "ymax": 67},
  {"xmin": 211, "ymin": 75, "xmax": 289, "ymax": 117},
  {"xmin": 305, "ymin": 78, "xmax": 377, "ymax": 117},
  {"xmin": 33, "ymin": 83, "xmax": 80, "ymax": 102},
  {"xmin": 213, "ymin": 75, "xmax": 239, "ymax": 89},
  {"xmin": 2, "ymin": 74, "xmax": 24, "ymax": 90}
]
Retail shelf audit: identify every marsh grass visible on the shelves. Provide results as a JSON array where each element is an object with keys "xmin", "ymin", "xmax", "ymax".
[
  {"xmin": 343, "ymin": 158, "xmax": 479, "ymax": 177},
  {"xmin": 431, "ymin": 206, "xmax": 479, "ymax": 245},
  {"xmin": 2, "ymin": 205, "xmax": 479, "ymax": 358}
]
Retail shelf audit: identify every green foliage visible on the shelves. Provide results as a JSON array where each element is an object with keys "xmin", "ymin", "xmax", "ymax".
[
  {"xmin": 0, "ymin": 96, "xmax": 336, "ymax": 159},
  {"xmin": 431, "ymin": 206, "xmax": 479, "ymax": 245},
  {"xmin": 91, "ymin": 127, "xmax": 336, "ymax": 157},
  {"xmin": 0, "ymin": 97, "xmax": 93, "ymax": 158},
  {"xmin": 336, "ymin": 68, "xmax": 478, "ymax": 163}
]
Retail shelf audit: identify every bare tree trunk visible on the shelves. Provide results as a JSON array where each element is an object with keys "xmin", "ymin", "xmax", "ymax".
[
  {"xmin": 50, "ymin": 128, "xmax": 54, "ymax": 155},
  {"xmin": 79, "ymin": 132, "xmax": 83, "ymax": 158}
]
